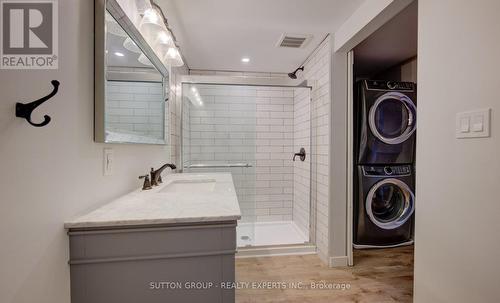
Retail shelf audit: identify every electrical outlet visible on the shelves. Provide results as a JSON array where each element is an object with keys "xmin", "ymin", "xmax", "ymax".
[{"xmin": 103, "ymin": 148, "xmax": 114, "ymax": 176}]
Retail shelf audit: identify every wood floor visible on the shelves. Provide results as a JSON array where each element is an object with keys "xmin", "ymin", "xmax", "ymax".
[{"xmin": 236, "ymin": 246, "xmax": 414, "ymax": 303}]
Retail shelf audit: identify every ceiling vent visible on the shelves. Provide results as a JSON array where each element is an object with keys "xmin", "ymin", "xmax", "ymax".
[{"xmin": 276, "ymin": 33, "xmax": 312, "ymax": 48}]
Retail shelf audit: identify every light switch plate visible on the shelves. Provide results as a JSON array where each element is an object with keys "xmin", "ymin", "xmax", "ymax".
[
  {"xmin": 459, "ymin": 117, "xmax": 470, "ymax": 133},
  {"xmin": 456, "ymin": 108, "xmax": 491, "ymax": 138},
  {"xmin": 103, "ymin": 148, "xmax": 114, "ymax": 176}
]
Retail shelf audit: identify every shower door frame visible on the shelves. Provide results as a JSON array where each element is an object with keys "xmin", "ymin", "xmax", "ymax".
[{"xmin": 179, "ymin": 75, "xmax": 316, "ymax": 247}]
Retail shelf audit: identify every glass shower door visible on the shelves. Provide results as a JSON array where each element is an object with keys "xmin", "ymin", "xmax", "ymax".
[{"xmin": 182, "ymin": 83, "xmax": 257, "ymax": 247}]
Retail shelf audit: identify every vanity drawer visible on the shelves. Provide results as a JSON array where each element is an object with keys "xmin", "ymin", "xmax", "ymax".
[
  {"xmin": 68, "ymin": 222, "xmax": 237, "ymax": 303},
  {"xmin": 68, "ymin": 221, "xmax": 237, "ymax": 262}
]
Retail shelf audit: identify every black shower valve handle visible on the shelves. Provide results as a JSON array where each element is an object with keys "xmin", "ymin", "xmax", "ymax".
[{"xmin": 293, "ymin": 148, "xmax": 306, "ymax": 162}]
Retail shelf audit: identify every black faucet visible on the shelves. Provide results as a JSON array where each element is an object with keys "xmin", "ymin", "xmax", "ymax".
[{"xmin": 150, "ymin": 163, "xmax": 177, "ymax": 186}]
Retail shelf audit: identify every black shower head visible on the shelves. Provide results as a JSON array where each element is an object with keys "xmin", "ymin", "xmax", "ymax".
[{"xmin": 288, "ymin": 66, "xmax": 304, "ymax": 79}]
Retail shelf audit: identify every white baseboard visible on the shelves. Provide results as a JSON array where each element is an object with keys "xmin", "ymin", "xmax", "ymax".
[{"xmin": 329, "ymin": 255, "xmax": 349, "ymax": 267}]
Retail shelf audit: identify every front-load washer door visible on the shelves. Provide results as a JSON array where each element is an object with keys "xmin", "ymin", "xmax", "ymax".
[
  {"xmin": 368, "ymin": 92, "xmax": 416, "ymax": 145},
  {"xmin": 366, "ymin": 178, "xmax": 415, "ymax": 230}
]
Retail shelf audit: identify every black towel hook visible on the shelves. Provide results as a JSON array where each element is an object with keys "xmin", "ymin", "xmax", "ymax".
[{"xmin": 15, "ymin": 80, "xmax": 60, "ymax": 127}]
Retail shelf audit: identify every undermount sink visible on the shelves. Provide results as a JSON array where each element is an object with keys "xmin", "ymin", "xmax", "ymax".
[{"xmin": 159, "ymin": 179, "xmax": 217, "ymax": 193}]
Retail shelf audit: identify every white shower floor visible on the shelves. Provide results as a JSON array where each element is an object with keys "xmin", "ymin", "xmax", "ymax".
[{"xmin": 237, "ymin": 221, "xmax": 309, "ymax": 247}]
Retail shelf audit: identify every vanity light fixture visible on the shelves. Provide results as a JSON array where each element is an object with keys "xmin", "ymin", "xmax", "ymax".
[
  {"xmin": 116, "ymin": 0, "xmax": 143, "ymax": 26},
  {"xmin": 153, "ymin": 29, "xmax": 175, "ymax": 58},
  {"xmin": 123, "ymin": 37, "xmax": 142, "ymax": 53},
  {"xmin": 118, "ymin": 0, "xmax": 185, "ymax": 68},
  {"xmin": 105, "ymin": 13, "xmax": 127, "ymax": 37},
  {"xmin": 241, "ymin": 57, "xmax": 250, "ymax": 63},
  {"xmin": 139, "ymin": 8, "xmax": 163, "ymax": 45},
  {"xmin": 134, "ymin": 0, "xmax": 153, "ymax": 14},
  {"xmin": 163, "ymin": 47, "xmax": 183, "ymax": 67},
  {"xmin": 138, "ymin": 53, "xmax": 153, "ymax": 66},
  {"xmin": 148, "ymin": 2, "xmax": 184, "ymax": 67}
]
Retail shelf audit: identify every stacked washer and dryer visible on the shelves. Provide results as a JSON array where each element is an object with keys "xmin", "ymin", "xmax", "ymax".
[{"xmin": 353, "ymin": 80, "xmax": 417, "ymax": 248}]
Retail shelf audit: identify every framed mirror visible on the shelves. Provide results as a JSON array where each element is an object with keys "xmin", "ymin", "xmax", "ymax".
[{"xmin": 95, "ymin": 0, "xmax": 169, "ymax": 144}]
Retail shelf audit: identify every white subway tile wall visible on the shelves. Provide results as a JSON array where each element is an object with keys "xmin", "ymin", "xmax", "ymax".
[
  {"xmin": 183, "ymin": 85, "xmax": 257, "ymax": 222},
  {"xmin": 181, "ymin": 89, "xmax": 191, "ymax": 168},
  {"xmin": 293, "ymin": 87, "xmax": 311, "ymax": 238},
  {"xmin": 300, "ymin": 37, "xmax": 331, "ymax": 262},
  {"xmin": 183, "ymin": 84, "xmax": 297, "ymax": 223},
  {"xmin": 105, "ymin": 81, "xmax": 165, "ymax": 139},
  {"xmin": 170, "ymin": 65, "xmax": 189, "ymax": 165},
  {"xmin": 255, "ymin": 87, "xmax": 295, "ymax": 222}
]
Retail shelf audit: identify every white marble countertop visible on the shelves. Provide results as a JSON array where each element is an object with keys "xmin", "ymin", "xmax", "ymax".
[{"xmin": 64, "ymin": 173, "xmax": 241, "ymax": 229}]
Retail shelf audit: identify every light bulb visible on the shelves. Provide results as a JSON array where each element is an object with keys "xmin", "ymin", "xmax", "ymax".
[
  {"xmin": 139, "ymin": 8, "xmax": 163, "ymax": 44},
  {"xmin": 157, "ymin": 30, "xmax": 173, "ymax": 45},
  {"xmin": 143, "ymin": 8, "xmax": 160, "ymax": 24},
  {"xmin": 163, "ymin": 47, "xmax": 184, "ymax": 67},
  {"xmin": 153, "ymin": 29, "xmax": 175, "ymax": 58}
]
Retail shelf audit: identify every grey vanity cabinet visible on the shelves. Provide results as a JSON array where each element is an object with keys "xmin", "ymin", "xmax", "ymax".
[{"xmin": 68, "ymin": 221, "xmax": 237, "ymax": 303}]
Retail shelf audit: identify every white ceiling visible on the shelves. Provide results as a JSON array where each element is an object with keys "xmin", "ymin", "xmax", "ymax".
[{"xmin": 156, "ymin": 0, "xmax": 365, "ymax": 73}]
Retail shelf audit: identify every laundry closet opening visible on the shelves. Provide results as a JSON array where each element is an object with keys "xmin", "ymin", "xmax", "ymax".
[{"xmin": 348, "ymin": 0, "xmax": 418, "ymax": 272}]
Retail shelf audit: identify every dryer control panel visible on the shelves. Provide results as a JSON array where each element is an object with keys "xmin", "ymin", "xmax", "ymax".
[
  {"xmin": 363, "ymin": 165, "xmax": 412, "ymax": 176},
  {"xmin": 365, "ymin": 80, "xmax": 415, "ymax": 91}
]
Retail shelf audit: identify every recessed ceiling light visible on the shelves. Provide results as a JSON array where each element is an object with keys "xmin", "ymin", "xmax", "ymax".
[
  {"xmin": 114, "ymin": 52, "xmax": 125, "ymax": 57},
  {"xmin": 241, "ymin": 57, "xmax": 250, "ymax": 63}
]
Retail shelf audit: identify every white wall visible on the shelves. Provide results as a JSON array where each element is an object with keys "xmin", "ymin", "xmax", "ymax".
[
  {"xmin": 328, "ymin": 49, "xmax": 349, "ymax": 266},
  {"xmin": 0, "ymin": 1, "xmax": 186, "ymax": 302},
  {"xmin": 414, "ymin": 0, "xmax": 500, "ymax": 302},
  {"xmin": 298, "ymin": 37, "xmax": 332, "ymax": 263}
]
